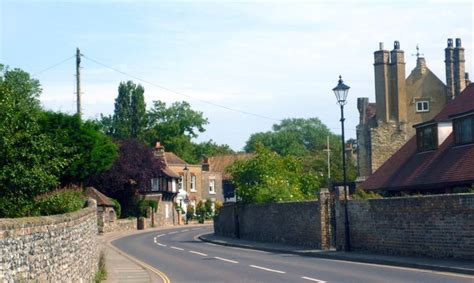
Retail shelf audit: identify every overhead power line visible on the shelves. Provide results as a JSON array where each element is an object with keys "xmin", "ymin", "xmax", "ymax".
[
  {"xmin": 82, "ymin": 54, "xmax": 281, "ymax": 122},
  {"xmin": 32, "ymin": 55, "xmax": 75, "ymax": 77}
]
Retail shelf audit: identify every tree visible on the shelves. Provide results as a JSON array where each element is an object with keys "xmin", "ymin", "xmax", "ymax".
[
  {"xmin": 144, "ymin": 100, "xmax": 209, "ymax": 163},
  {"xmin": 102, "ymin": 81, "xmax": 147, "ymax": 140},
  {"xmin": 227, "ymin": 145, "xmax": 319, "ymax": 204},
  {"xmin": 90, "ymin": 139, "xmax": 165, "ymax": 217},
  {"xmin": 193, "ymin": 140, "xmax": 234, "ymax": 159},
  {"xmin": 244, "ymin": 118, "xmax": 356, "ymax": 183},
  {"xmin": 0, "ymin": 65, "xmax": 68, "ymax": 217},
  {"xmin": 39, "ymin": 112, "xmax": 118, "ymax": 185}
]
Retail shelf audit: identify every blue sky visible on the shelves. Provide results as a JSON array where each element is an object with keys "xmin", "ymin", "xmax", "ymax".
[{"xmin": 1, "ymin": 0, "xmax": 472, "ymax": 151}]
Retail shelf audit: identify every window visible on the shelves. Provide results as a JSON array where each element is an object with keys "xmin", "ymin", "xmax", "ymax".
[
  {"xmin": 151, "ymin": 178, "xmax": 160, "ymax": 191},
  {"xmin": 416, "ymin": 124, "xmax": 437, "ymax": 151},
  {"xmin": 178, "ymin": 177, "xmax": 183, "ymax": 191},
  {"xmin": 454, "ymin": 115, "xmax": 474, "ymax": 145},
  {"xmin": 209, "ymin": 179, "xmax": 216, "ymax": 194},
  {"xmin": 190, "ymin": 175, "xmax": 196, "ymax": 192},
  {"xmin": 416, "ymin": 101, "xmax": 430, "ymax": 112}
]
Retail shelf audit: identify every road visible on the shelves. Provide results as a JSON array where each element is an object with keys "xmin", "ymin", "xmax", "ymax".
[{"xmin": 112, "ymin": 225, "xmax": 474, "ymax": 283}]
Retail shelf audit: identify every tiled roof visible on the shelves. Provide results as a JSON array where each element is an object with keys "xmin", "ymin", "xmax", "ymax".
[
  {"xmin": 204, "ymin": 153, "xmax": 254, "ymax": 179},
  {"xmin": 162, "ymin": 166, "xmax": 180, "ymax": 178},
  {"xmin": 362, "ymin": 83, "xmax": 474, "ymax": 191},
  {"xmin": 85, "ymin": 187, "xmax": 115, "ymax": 207},
  {"xmin": 164, "ymin": 152, "xmax": 187, "ymax": 165}
]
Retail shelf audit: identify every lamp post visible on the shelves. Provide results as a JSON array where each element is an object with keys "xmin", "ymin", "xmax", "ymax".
[
  {"xmin": 183, "ymin": 164, "xmax": 189, "ymax": 224},
  {"xmin": 332, "ymin": 75, "xmax": 351, "ymax": 251}
]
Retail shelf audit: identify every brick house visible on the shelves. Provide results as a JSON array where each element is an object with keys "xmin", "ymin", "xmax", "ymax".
[
  {"xmin": 201, "ymin": 153, "xmax": 254, "ymax": 202},
  {"xmin": 361, "ymin": 83, "xmax": 474, "ymax": 194},
  {"xmin": 357, "ymin": 39, "xmax": 470, "ymax": 180}
]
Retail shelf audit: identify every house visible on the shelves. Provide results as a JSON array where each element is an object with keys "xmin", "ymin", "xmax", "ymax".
[
  {"xmin": 357, "ymin": 39, "xmax": 471, "ymax": 180},
  {"xmin": 361, "ymin": 83, "xmax": 474, "ymax": 194},
  {"xmin": 137, "ymin": 143, "xmax": 182, "ymax": 226},
  {"xmin": 201, "ymin": 153, "xmax": 254, "ymax": 202},
  {"xmin": 153, "ymin": 142, "xmax": 203, "ymax": 218}
]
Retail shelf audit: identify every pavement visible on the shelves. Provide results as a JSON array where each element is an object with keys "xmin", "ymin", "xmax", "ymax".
[
  {"xmin": 99, "ymin": 227, "xmax": 178, "ymax": 283},
  {"xmin": 199, "ymin": 233, "xmax": 474, "ymax": 276}
]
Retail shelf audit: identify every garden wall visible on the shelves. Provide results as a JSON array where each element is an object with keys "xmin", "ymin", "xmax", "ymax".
[
  {"xmin": 0, "ymin": 200, "xmax": 99, "ymax": 282},
  {"xmin": 214, "ymin": 189, "xmax": 330, "ymax": 249},
  {"xmin": 337, "ymin": 193, "xmax": 474, "ymax": 259}
]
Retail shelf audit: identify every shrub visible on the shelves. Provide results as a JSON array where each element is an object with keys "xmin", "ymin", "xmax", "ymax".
[
  {"xmin": 186, "ymin": 204, "xmax": 194, "ymax": 221},
  {"xmin": 214, "ymin": 201, "xmax": 223, "ymax": 216},
  {"xmin": 352, "ymin": 188, "xmax": 382, "ymax": 200},
  {"xmin": 33, "ymin": 188, "xmax": 86, "ymax": 216},
  {"xmin": 137, "ymin": 199, "xmax": 158, "ymax": 217},
  {"xmin": 111, "ymin": 198, "xmax": 121, "ymax": 219}
]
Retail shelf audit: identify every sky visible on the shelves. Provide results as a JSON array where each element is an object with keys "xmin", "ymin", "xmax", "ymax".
[{"xmin": 1, "ymin": 0, "xmax": 472, "ymax": 151}]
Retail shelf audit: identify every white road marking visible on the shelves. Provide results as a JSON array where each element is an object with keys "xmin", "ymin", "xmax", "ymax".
[
  {"xmin": 170, "ymin": 246, "xmax": 184, "ymax": 251},
  {"xmin": 230, "ymin": 246, "xmax": 268, "ymax": 254},
  {"xmin": 214, "ymin": 257, "xmax": 239, "ymax": 264},
  {"xmin": 168, "ymin": 231, "xmax": 178, "ymax": 234},
  {"xmin": 249, "ymin": 265, "xmax": 286, "ymax": 274},
  {"xmin": 181, "ymin": 229, "xmax": 189, "ymax": 232},
  {"xmin": 153, "ymin": 238, "xmax": 157, "ymax": 243},
  {"xmin": 302, "ymin": 276, "xmax": 326, "ymax": 282},
  {"xmin": 189, "ymin": 250, "xmax": 207, "ymax": 256},
  {"xmin": 157, "ymin": 243, "xmax": 167, "ymax": 247},
  {"xmin": 156, "ymin": 234, "xmax": 165, "ymax": 237}
]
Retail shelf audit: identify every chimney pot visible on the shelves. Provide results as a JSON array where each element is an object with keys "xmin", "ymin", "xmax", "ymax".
[
  {"xmin": 379, "ymin": 42, "xmax": 384, "ymax": 50},
  {"xmin": 447, "ymin": 38, "xmax": 453, "ymax": 48},
  {"xmin": 394, "ymin": 41, "xmax": 400, "ymax": 50},
  {"xmin": 455, "ymin": 38, "xmax": 462, "ymax": 47}
]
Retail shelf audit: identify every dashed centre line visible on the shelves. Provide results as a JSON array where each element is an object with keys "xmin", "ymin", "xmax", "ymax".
[
  {"xmin": 170, "ymin": 246, "xmax": 184, "ymax": 251},
  {"xmin": 250, "ymin": 265, "xmax": 286, "ymax": 274},
  {"xmin": 302, "ymin": 276, "xmax": 326, "ymax": 282},
  {"xmin": 168, "ymin": 231, "xmax": 178, "ymax": 234},
  {"xmin": 181, "ymin": 229, "xmax": 189, "ymax": 232},
  {"xmin": 214, "ymin": 257, "xmax": 239, "ymax": 264},
  {"xmin": 189, "ymin": 250, "xmax": 207, "ymax": 256},
  {"xmin": 157, "ymin": 243, "xmax": 167, "ymax": 247},
  {"xmin": 157, "ymin": 234, "xmax": 165, "ymax": 237}
]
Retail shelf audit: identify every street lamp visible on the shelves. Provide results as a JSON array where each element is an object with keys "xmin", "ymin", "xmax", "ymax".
[
  {"xmin": 183, "ymin": 164, "xmax": 189, "ymax": 193},
  {"xmin": 332, "ymin": 75, "xmax": 351, "ymax": 251}
]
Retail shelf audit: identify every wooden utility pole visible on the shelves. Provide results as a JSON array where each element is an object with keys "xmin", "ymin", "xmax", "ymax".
[{"xmin": 76, "ymin": 48, "xmax": 82, "ymax": 117}]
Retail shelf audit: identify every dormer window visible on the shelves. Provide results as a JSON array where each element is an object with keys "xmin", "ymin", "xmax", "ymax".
[
  {"xmin": 454, "ymin": 115, "xmax": 474, "ymax": 145},
  {"xmin": 416, "ymin": 124, "xmax": 437, "ymax": 151},
  {"xmin": 416, "ymin": 101, "xmax": 430, "ymax": 112}
]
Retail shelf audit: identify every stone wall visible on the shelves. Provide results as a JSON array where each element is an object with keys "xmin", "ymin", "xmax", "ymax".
[
  {"xmin": 370, "ymin": 121, "xmax": 410, "ymax": 172},
  {"xmin": 0, "ymin": 201, "xmax": 99, "ymax": 282},
  {"xmin": 214, "ymin": 194, "xmax": 329, "ymax": 248},
  {"xmin": 336, "ymin": 193, "xmax": 474, "ymax": 259},
  {"xmin": 102, "ymin": 218, "xmax": 137, "ymax": 233}
]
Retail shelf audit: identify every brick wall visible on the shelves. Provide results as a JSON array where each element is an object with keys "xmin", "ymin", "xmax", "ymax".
[
  {"xmin": 0, "ymin": 201, "xmax": 99, "ymax": 282},
  {"xmin": 214, "ymin": 197, "xmax": 329, "ymax": 248},
  {"xmin": 336, "ymin": 193, "xmax": 474, "ymax": 259}
]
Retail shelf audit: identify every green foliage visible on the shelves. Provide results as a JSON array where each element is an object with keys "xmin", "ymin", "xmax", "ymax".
[
  {"xmin": 186, "ymin": 204, "xmax": 195, "ymax": 220},
  {"xmin": 39, "ymin": 112, "xmax": 118, "ymax": 185},
  {"xmin": 0, "ymin": 65, "xmax": 70, "ymax": 217},
  {"xmin": 193, "ymin": 140, "xmax": 234, "ymax": 159},
  {"xmin": 144, "ymin": 100, "xmax": 209, "ymax": 163},
  {"xmin": 101, "ymin": 81, "xmax": 147, "ymax": 140},
  {"xmin": 352, "ymin": 188, "xmax": 382, "ymax": 200},
  {"xmin": 453, "ymin": 185, "xmax": 474, "ymax": 194},
  {"xmin": 111, "ymin": 198, "xmax": 122, "ymax": 219},
  {"xmin": 32, "ymin": 188, "xmax": 86, "ymax": 216},
  {"xmin": 227, "ymin": 145, "xmax": 319, "ymax": 204},
  {"xmin": 214, "ymin": 201, "xmax": 223, "ymax": 216},
  {"xmin": 137, "ymin": 199, "xmax": 158, "ymax": 217},
  {"xmin": 94, "ymin": 251, "xmax": 107, "ymax": 282},
  {"xmin": 244, "ymin": 118, "xmax": 357, "ymax": 184},
  {"xmin": 195, "ymin": 200, "xmax": 206, "ymax": 223}
]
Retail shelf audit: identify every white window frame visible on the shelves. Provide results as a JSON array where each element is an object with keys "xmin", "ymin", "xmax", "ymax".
[
  {"xmin": 151, "ymin": 178, "xmax": 160, "ymax": 191},
  {"xmin": 416, "ymin": 101, "xmax": 430, "ymax": 112},
  {"xmin": 209, "ymin": 178, "xmax": 216, "ymax": 194},
  {"xmin": 190, "ymin": 175, "xmax": 196, "ymax": 192}
]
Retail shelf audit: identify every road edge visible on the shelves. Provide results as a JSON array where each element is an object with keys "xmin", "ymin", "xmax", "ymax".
[{"xmin": 198, "ymin": 233, "xmax": 474, "ymax": 277}]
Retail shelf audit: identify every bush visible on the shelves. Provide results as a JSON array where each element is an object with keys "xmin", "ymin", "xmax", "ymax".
[
  {"xmin": 352, "ymin": 188, "xmax": 382, "ymax": 200},
  {"xmin": 111, "ymin": 198, "xmax": 121, "ymax": 219},
  {"xmin": 186, "ymin": 204, "xmax": 194, "ymax": 221},
  {"xmin": 33, "ymin": 188, "xmax": 86, "ymax": 216},
  {"xmin": 137, "ymin": 199, "xmax": 158, "ymax": 217},
  {"xmin": 214, "ymin": 201, "xmax": 223, "ymax": 216}
]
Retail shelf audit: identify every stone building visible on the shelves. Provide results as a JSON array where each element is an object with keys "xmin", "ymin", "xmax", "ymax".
[{"xmin": 357, "ymin": 38, "xmax": 470, "ymax": 180}]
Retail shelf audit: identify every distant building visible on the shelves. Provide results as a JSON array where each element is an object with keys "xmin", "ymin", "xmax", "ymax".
[
  {"xmin": 361, "ymin": 83, "xmax": 474, "ymax": 193},
  {"xmin": 201, "ymin": 153, "xmax": 254, "ymax": 202},
  {"xmin": 357, "ymin": 39, "xmax": 470, "ymax": 180}
]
